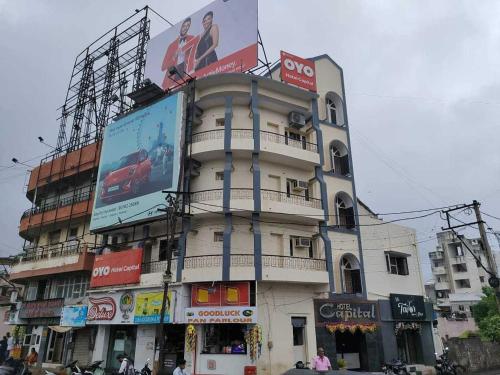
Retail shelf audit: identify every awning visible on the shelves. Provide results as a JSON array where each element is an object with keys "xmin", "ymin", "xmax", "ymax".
[{"xmin": 48, "ymin": 326, "xmax": 72, "ymax": 333}]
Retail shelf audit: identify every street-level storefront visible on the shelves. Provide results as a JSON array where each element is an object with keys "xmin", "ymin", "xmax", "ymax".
[
  {"xmin": 378, "ymin": 294, "xmax": 436, "ymax": 367},
  {"xmin": 183, "ymin": 282, "xmax": 257, "ymax": 375},
  {"xmin": 314, "ymin": 299, "xmax": 383, "ymax": 371},
  {"xmin": 60, "ymin": 304, "xmax": 92, "ymax": 365}
]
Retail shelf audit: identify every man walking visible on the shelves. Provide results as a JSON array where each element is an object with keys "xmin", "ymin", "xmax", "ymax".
[
  {"xmin": 312, "ymin": 347, "xmax": 332, "ymax": 373},
  {"xmin": 6, "ymin": 333, "xmax": 13, "ymax": 358},
  {"xmin": 173, "ymin": 359, "xmax": 188, "ymax": 375}
]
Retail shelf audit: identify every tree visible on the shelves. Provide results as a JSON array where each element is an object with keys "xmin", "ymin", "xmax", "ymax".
[{"xmin": 472, "ymin": 287, "xmax": 500, "ymax": 341}]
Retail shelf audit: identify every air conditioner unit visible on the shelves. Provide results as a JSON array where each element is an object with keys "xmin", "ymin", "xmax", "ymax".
[
  {"xmin": 294, "ymin": 237, "xmax": 311, "ymax": 248},
  {"xmin": 288, "ymin": 111, "xmax": 306, "ymax": 129},
  {"xmin": 292, "ymin": 180, "xmax": 308, "ymax": 192}
]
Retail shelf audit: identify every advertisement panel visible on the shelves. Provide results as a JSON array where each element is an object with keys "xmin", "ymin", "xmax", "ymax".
[
  {"xmin": 185, "ymin": 306, "xmax": 257, "ymax": 324},
  {"xmin": 191, "ymin": 282, "xmax": 250, "ymax": 307},
  {"xmin": 280, "ymin": 51, "xmax": 317, "ymax": 92},
  {"xmin": 134, "ymin": 290, "xmax": 175, "ymax": 324},
  {"xmin": 19, "ymin": 299, "xmax": 64, "ymax": 319},
  {"xmin": 314, "ymin": 299, "xmax": 379, "ymax": 325},
  {"xmin": 90, "ymin": 93, "xmax": 183, "ymax": 231},
  {"xmin": 390, "ymin": 294, "xmax": 426, "ymax": 321},
  {"xmin": 87, "ymin": 291, "xmax": 135, "ymax": 325},
  {"xmin": 90, "ymin": 249, "xmax": 143, "ymax": 288},
  {"xmin": 145, "ymin": 0, "xmax": 258, "ymax": 90},
  {"xmin": 60, "ymin": 305, "xmax": 88, "ymax": 327}
]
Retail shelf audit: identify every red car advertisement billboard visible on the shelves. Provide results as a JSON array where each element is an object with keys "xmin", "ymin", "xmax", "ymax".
[
  {"xmin": 90, "ymin": 248, "xmax": 143, "ymax": 287},
  {"xmin": 280, "ymin": 51, "xmax": 317, "ymax": 92},
  {"xmin": 145, "ymin": 0, "xmax": 258, "ymax": 90}
]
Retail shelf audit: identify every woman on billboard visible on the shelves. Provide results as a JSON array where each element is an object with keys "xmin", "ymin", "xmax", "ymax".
[{"xmin": 194, "ymin": 11, "xmax": 219, "ymax": 70}]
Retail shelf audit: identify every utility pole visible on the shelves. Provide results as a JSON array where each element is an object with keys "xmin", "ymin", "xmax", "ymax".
[{"xmin": 472, "ymin": 200, "xmax": 500, "ymax": 311}]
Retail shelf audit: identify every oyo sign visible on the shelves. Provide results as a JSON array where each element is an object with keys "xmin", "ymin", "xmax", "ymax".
[
  {"xmin": 280, "ymin": 51, "xmax": 317, "ymax": 92},
  {"xmin": 90, "ymin": 248, "xmax": 143, "ymax": 288}
]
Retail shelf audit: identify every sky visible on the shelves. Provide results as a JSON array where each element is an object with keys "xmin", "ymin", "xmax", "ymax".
[{"xmin": 0, "ymin": 0, "xmax": 499, "ymax": 281}]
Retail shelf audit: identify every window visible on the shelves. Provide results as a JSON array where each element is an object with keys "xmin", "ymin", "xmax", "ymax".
[
  {"xmin": 26, "ymin": 281, "xmax": 38, "ymax": 301},
  {"xmin": 453, "ymin": 264, "xmax": 468, "ymax": 272},
  {"xmin": 480, "ymin": 276, "xmax": 485, "ymax": 283},
  {"xmin": 455, "ymin": 279, "xmax": 471, "ymax": 289},
  {"xmin": 341, "ymin": 256, "xmax": 362, "ymax": 294},
  {"xmin": 216, "ymin": 118, "xmax": 225, "ymax": 127},
  {"xmin": 292, "ymin": 317, "xmax": 306, "ymax": 346},
  {"xmin": 335, "ymin": 193, "xmax": 355, "ymax": 229},
  {"xmin": 49, "ymin": 275, "xmax": 89, "ymax": 299},
  {"xmin": 329, "ymin": 141, "xmax": 350, "ymax": 176},
  {"xmin": 458, "ymin": 305, "xmax": 465, "ymax": 311},
  {"xmin": 434, "ymin": 262, "xmax": 439, "ymax": 268},
  {"xmin": 214, "ymin": 232, "xmax": 224, "ymax": 242},
  {"xmin": 202, "ymin": 324, "xmax": 246, "ymax": 354},
  {"xmin": 285, "ymin": 131, "xmax": 307, "ymax": 150},
  {"xmin": 68, "ymin": 227, "xmax": 78, "ymax": 239},
  {"xmin": 215, "ymin": 172, "xmax": 224, "ymax": 181},
  {"xmin": 326, "ymin": 98, "xmax": 337, "ymax": 124},
  {"xmin": 159, "ymin": 238, "xmax": 179, "ymax": 261},
  {"xmin": 48, "ymin": 230, "xmax": 61, "ymax": 245},
  {"xmin": 385, "ymin": 254, "xmax": 409, "ymax": 275}
]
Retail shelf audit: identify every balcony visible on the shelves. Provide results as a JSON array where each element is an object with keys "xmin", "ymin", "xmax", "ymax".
[
  {"xmin": 19, "ymin": 187, "xmax": 94, "ymax": 237},
  {"xmin": 189, "ymin": 188, "xmax": 323, "ymax": 219},
  {"xmin": 27, "ymin": 142, "xmax": 101, "ymax": 197},
  {"xmin": 432, "ymin": 266, "xmax": 447, "ymax": 275},
  {"xmin": 181, "ymin": 254, "xmax": 328, "ymax": 283},
  {"xmin": 450, "ymin": 256, "xmax": 467, "ymax": 265},
  {"xmin": 190, "ymin": 129, "xmax": 254, "ymax": 160},
  {"xmin": 139, "ymin": 259, "xmax": 178, "ymax": 287},
  {"xmin": 429, "ymin": 251, "xmax": 444, "ymax": 260},
  {"xmin": 10, "ymin": 242, "xmax": 95, "ymax": 281},
  {"xmin": 435, "ymin": 281, "xmax": 450, "ymax": 290}
]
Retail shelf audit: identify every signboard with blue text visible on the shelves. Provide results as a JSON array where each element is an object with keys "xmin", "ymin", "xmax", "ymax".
[
  {"xmin": 90, "ymin": 93, "xmax": 184, "ymax": 231},
  {"xmin": 60, "ymin": 305, "xmax": 88, "ymax": 327}
]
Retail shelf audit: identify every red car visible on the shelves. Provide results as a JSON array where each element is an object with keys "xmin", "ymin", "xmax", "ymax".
[{"xmin": 100, "ymin": 149, "xmax": 152, "ymax": 203}]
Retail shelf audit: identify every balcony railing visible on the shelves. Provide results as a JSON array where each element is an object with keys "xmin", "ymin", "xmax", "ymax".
[
  {"xmin": 260, "ymin": 130, "xmax": 318, "ymax": 153},
  {"xmin": 141, "ymin": 259, "xmax": 177, "ymax": 274},
  {"xmin": 191, "ymin": 129, "xmax": 254, "ymax": 143},
  {"xmin": 183, "ymin": 254, "xmax": 326, "ymax": 272},
  {"xmin": 189, "ymin": 189, "xmax": 321, "ymax": 209},
  {"xmin": 18, "ymin": 241, "xmax": 93, "ymax": 263},
  {"xmin": 429, "ymin": 251, "xmax": 444, "ymax": 260},
  {"xmin": 22, "ymin": 185, "xmax": 94, "ymax": 219}
]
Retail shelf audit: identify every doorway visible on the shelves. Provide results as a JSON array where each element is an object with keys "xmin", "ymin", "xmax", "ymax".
[
  {"xmin": 335, "ymin": 330, "xmax": 367, "ymax": 370},
  {"xmin": 397, "ymin": 330, "xmax": 423, "ymax": 364},
  {"xmin": 46, "ymin": 330, "xmax": 66, "ymax": 363},
  {"xmin": 106, "ymin": 326, "xmax": 137, "ymax": 371},
  {"xmin": 291, "ymin": 317, "xmax": 307, "ymax": 365}
]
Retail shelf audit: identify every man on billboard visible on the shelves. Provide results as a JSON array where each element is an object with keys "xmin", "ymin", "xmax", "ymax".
[
  {"xmin": 194, "ymin": 11, "xmax": 219, "ymax": 70},
  {"xmin": 161, "ymin": 17, "xmax": 195, "ymax": 83}
]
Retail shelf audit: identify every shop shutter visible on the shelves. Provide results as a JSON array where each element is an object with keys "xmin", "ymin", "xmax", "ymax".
[{"xmin": 72, "ymin": 328, "xmax": 91, "ymax": 365}]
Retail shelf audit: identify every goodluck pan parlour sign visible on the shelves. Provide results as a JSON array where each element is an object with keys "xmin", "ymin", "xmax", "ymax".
[
  {"xmin": 314, "ymin": 300, "xmax": 379, "ymax": 325},
  {"xmin": 184, "ymin": 306, "xmax": 257, "ymax": 324}
]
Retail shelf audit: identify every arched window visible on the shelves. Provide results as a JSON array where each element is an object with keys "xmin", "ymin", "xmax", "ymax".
[
  {"xmin": 341, "ymin": 254, "xmax": 362, "ymax": 294},
  {"xmin": 325, "ymin": 92, "xmax": 345, "ymax": 126},
  {"xmin": 335, "ymin": 193, "xmax": 355, "ymax": 229},
  {"xmin": 329, "ymin": 141, "xmax": 350, "ymax": 176}
]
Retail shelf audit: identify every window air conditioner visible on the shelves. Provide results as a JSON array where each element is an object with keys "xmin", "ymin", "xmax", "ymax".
[
  {"xmin": 288, "ymin": 111, "xmax": 306, "ymax": 129},
  {"xmin": 292, "ymin": 180, "xmax": 308, "ymax": 192},
  {"xmin": 294, "ymin": 237, "xmax": 311, "ymax": 248}
]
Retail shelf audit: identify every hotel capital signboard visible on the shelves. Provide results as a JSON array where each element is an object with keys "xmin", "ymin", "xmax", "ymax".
[
  {"xmin": 314, "ymin": 299, "xmax": 379, "ymax": 325},
  {"xmin": 390, "ymin": 294, "xmax": 426, "ymax": 321}
]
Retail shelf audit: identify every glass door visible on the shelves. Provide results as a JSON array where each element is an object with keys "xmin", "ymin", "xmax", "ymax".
[{"xmin": 106, "ymin": 326, "xmax": 137, "ymax": 371}]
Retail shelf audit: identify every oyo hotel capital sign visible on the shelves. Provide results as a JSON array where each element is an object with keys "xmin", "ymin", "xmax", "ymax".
[{"xmin": 90, "ymin": 248, "xmax": 142, "ymax": 288}]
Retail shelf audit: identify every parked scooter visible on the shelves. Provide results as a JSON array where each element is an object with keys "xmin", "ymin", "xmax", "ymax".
[
  {"xmin": 137, "ymin": 359, "xmax": 151, "ymax": 375},
  {"xmin": 435, "ymin": 347, "xmax": 463, "ymax": 375},
  {"xmin": 382, "ymin": 359, "xmax": 409, "ymax": 375},
  {"xmin": 0, "ymin": 358, "xmax": 30, "ymax": 375}
]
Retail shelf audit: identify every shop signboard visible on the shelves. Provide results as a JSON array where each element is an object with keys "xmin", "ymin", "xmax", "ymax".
[
  {"xmin": 191, "ymin": 282, "xmax": 250, "ymax": 307},
  {"xmin": 90, "ymin": 248, "xmax": 143, "ymax": 288},
  {"xmin": 280, "ymin": 51, "xmax": 317, "ymax": 92},
  {"xmin": 60, "ymin": 305, "xmax": 88, "ymax": 327},
  {"xmin": 145, "ymin": 0, "xmax": 258, "ymax": 90},
  {"xmin": 90, "ymin": 93, "xmax": 183, "ymax": 231},
  {"xmin": 87, "ymin": 291, "xmax": 135, "ymax": 325},
  {"xmin": 314, "ymin": 299, "xmax": 379, "ymax": 325},
  {"xmin": 390, "ymin": 294, "xmax": 426, "ymax": 321},
  {"xmin": 185, "ymin": 306, "xmax": 257, "ymax": 324},
  {"xmin": 134, "ymin": 290, "xmax": 175, "ymax": 324},
  {"xmin": 19, "ymin": 299, "xmax": 64, "ymax": 319}
]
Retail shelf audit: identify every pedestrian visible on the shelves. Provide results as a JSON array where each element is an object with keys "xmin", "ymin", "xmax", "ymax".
[
  {"xmin": 117, "ymin": 353, "xmax": 134, "ymax": 375},
  {"xmin": 0, "ymin": 336, "xmax": 7, "ymax": 363},
  {"xmin": 311, "ymin": 347, "xmax": 332, "ymax": 373},
  {"xmin": 6, "ymin": 333, "xmax": 14, "ymax": 358},
  {"xmin": 173, "ymin": 359, "xmax": 188, "ymax": 375},
  {"xmin": 25, "ymin": 348, "xmax": 38, "ymax": 366}
]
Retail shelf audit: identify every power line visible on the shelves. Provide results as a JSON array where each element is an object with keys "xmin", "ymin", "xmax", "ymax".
[{"xmin": 481, "ymin": 211, "xmax": 500, "ymax": 221}]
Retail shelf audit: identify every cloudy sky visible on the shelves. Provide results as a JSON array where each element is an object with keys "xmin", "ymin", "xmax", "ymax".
[{"xmin": 1, "ymin": 1, "xmax": 499, "ymax": 280}]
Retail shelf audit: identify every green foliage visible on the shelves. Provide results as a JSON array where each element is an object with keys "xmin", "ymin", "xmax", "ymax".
[
  {"xmin": 337, "ymin": 358, "xmax": 346, "ymax": 369},
  {"xmin": 472, "ymin": 287, "xmax": 500, "ymax": 341}
]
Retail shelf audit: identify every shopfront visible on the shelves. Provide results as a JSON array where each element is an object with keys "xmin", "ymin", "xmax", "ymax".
[
  {"xmin": 314, "ymin": 299, "xmax": 383, "ymax": 371},
  {"xmin": 184, "ymin": 282, "xmax": 257, "ymax": 375},
  {"xmin": 377, "ymin": 294, "xmax": 435, "ymax": 366}
]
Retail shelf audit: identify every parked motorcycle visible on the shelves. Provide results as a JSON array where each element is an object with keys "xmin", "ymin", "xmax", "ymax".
[
  {"xmin": 0, "ymin": 358, "xmax": 31, "ymax": 375},
  {"xmin": 137, "ymin": 359, "xmax": 151, "ymax": 375},
  {"xmin": 66, "ymin": 360, "xmax": 105, "ymax": 375},
  {"xmin": 435, "ymin": 347, "xmax": 463, "ymax": 375},
  {"xmin": 382, "ymin": 359, "xmax": 409, "ymax": 375}
]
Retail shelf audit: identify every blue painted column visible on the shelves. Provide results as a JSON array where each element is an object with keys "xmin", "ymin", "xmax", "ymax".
[
  {"xmin": 222, "ymin": 96, "xmax": 233, "ymax": 281},
  {"xmin": 251, "ymin": 80, "xmax": 262, "ymax": 281},
  {"xmin": 311, "ymin": 98, "xmax": 335, "ymax": 293}
]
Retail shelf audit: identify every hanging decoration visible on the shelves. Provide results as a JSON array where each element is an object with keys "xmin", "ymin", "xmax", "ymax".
[
  {"xmin": 186, "ymin": 324, "xmax": 197, "ymax": 352},
  {"xmin": 244, "ymin": 325, "xmax": 263, "ymax": 362},
  {"xmin": 325, "ymin": 323, "xmax": 377, "ymax": 334},
  {"xmin": 394, "ymin": 322, "xmax": 421, "ymax": 335}
]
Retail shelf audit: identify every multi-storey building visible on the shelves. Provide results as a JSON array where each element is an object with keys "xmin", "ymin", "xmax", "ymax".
[{"xmin": 428, "ymin": 231, "xmax": 490, "ymax": 315}]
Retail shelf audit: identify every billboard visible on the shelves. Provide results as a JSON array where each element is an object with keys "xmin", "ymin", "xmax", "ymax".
[
  {"xmin": 145, "ymin": 0, "xmax": 258, "ymax": 90},
  {"xmin": 60, "ymin": 305, "xmax": 88, "ymax": 327},
  {"xmin": 390, "ymin": 294, "xmax": 426, "ymax": 321},
  {"xmin": 185, "ymin": 306, "xmax": 257, "ymax": 324},
  {"xmin": 90, "ymin": 249, "xmax": 143, "ymax": 288},
  {"xmin": 191, "ymin": 282, "xmax": 250, "ymax": 307},
  {"xmin": 87, "ymin": 292, "xmax": 135, "ymax": 325},
  {"xmin": 280, "ymin": 51, "xmax": 317, "ymax": 92},
  {"xmin": 90, "ymin": 93, "xmax": 183, "ymax": 231},
  {"xmin": 134, "ymin": 290, "xmax": 175, "ymax": 324}
]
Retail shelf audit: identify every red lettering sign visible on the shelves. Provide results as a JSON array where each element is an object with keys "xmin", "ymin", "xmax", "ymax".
[
  {"xmin": 90, "ymin": 249, "xmax": 143, "ymax": 287},
  {"xmin": 280, "ymin": 51, "xmax": 317, "ymax": 92},
  {"xmin": 87, "ymin": 296, "xmax": 116, "ymax": 321}
]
